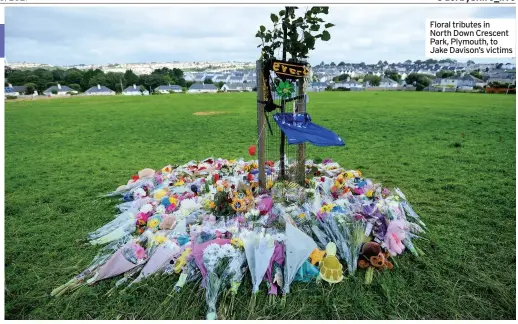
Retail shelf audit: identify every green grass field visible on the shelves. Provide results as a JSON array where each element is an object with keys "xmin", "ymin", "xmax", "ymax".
[{"xmin": 5, "ymin": 92, "xmax": 516, "ymax": 320}]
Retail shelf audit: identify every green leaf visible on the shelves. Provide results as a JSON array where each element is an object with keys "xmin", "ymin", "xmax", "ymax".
[
  {"xmin": 279, "ymin": 9, "xmax": 285, "ymax": 16},
  {"xmin": 324, "ymin": 23, "xmax": 335, "ymax": 29},
  {"xmin": 322, "ymin": 7, "xmax": 329, "ymax": 14},
  {"xmin": 310, "ymin": 24, "xmax": 320, "ymax": 31},
  {"xmin": 260, "ymin": 25, "xmax": 266, "ymax": 33},
  {"xmin": 270, "ymin": 14, "xmax": 279, "ymax": 23},
  {"xmin": 305, "ymin": 35, "xmax": 316, "ymax": 49},
  {"xmin": 321, "ymin": 30, "xmax": 331, "ymax": 41}
]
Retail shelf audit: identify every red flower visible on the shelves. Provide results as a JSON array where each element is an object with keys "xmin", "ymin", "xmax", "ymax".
[
  {"xmin": 132, "ymin": 175, "xmax": 139, "ymax": 181},
  {"xmin": 213, "ymin": 174, "xmax": 219, "ymax": 182}
]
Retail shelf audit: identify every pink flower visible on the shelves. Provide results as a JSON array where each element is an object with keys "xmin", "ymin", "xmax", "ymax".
[
  {"xmin": 384, "ymin": 220, "xmax": 406, "ymax": 256},
  {"xmin": 136, "ymin": 212, "xmax": 150, "ymax": 223},
  {"xmin": 166, "ymin": 203, "xmax": 176, "ymax": 213},
  {"xmin": 134, "ymin": 244, "xmax": 147, "ymax": 260},
  {"xmin": 354, "ymin": 187, "xmax": 364, "ymax": 195}
]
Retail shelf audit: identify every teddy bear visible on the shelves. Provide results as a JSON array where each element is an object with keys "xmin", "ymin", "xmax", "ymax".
[{"xmin": 358, "ymin": 242, "xmax": 393, "ymax": 270}]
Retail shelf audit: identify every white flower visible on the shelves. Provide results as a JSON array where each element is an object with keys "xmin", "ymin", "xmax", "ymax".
[
  {"xmin": 220, "ymin": 244, "xmax": 236, "ymax": 258},
  {"xmin": 133, "ymin": 188, "xmax": 146, "ymax": 199},
  {"xmin": 156, "ymin": 205, "xmax": 166, "ymax": 214},
  {"xmin": 140, "ymin": 203, "xmax": 154, "ymax": 213}
]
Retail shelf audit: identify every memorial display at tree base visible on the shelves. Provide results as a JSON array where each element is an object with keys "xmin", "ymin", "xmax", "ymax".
[{"xmin": 52, "ymin": 158, "xmax": 427, "ymax": 320}]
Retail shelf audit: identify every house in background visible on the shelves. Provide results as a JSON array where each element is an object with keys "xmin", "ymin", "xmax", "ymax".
[
  {"xmin": 487, "ymin": 72, "xmax": 516, "ymax": 85},
  {"xmin": 193, "ymin": 73, "xmax": 206, "ymax": 83},
  {"xmin": 307, "ymin": 82, "xmax": 328, "ymax": 92},
  {"xmin": 379, "ymin": 78, "xmax": 399, "ymax": 88},
  {"xmin": 187, "ymin": 83, "xmax": 218, "ymax": 93},
  {"xmin": 155, "ymin": 84, "xmax": 183, "ymax": 93},
  {"xmin": 85, "ymin": 84, "xmax": 115, "ymax": 95},
  {"xmin": 227, "ymin": 75, "xmax": 244, "ymax": 84},
  {"xmin": 5, "ymin": 84, "xmax": 32, "ymax": 96},
  {"xmin": 122, "ymin": 84, "xmax": 149, "ymax": 95},
  {"xmin": 43, "ymin": 83, "xmax": 77, "ymax": 96},
  {"xmin": 221, "ymin": 83, "xmax": 253, "ymax": 92},
  {"xmin": 441, "ymin": 74, "xmax": 485, "ymax": 89}
]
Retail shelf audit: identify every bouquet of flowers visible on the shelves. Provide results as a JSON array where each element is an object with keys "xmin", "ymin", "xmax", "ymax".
[{"xmin": 202, "ymin": 243, "xmax": 240, "ymax": 320}]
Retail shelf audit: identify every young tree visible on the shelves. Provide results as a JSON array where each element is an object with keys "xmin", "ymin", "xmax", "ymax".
[{"xmin": 255, "ymin": 6, "xmax": 334, "ymax": 62}]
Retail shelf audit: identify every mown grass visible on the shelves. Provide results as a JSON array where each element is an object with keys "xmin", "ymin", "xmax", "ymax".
[{"xmin": 4, "ymin": 91, "xmax": 516, "ymax": 320}]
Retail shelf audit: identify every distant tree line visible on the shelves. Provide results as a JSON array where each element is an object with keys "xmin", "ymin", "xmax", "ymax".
[{"xmin": 5, "ymin": 66, "xmax": 190, "ymax": 94}]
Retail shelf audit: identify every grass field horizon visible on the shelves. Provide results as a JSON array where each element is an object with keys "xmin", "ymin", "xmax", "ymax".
[{"xmin": 5, "ymin": 92, "xmax": 516, "ymax": 320}]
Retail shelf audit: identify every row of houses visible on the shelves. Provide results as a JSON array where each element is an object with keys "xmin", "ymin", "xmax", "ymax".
[{"xmin": 184, "ymin": 71, "xmax": 257, "ymax": 84}]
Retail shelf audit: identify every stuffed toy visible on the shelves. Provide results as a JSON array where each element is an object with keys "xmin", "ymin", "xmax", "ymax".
[{"xmin": 358, "ymin": 242, "xmax": 393, "ymax": 270}]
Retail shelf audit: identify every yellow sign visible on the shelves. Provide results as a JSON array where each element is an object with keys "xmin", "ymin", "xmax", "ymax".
[{"xmin": 271, "ymin": 60, "xmax": 309, "ymax": 80}]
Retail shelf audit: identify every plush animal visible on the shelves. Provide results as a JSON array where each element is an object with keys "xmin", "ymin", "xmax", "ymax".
[
  {"xmin": 358, "ymin": 242, "xmax": 393, "ymax": 270},
  {"xmin": 319, "ymin": 242, "xmax": 343, "ymax": 283}
]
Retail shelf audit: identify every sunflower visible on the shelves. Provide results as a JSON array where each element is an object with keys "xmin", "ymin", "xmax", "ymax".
[
  {"xmin": 231, "ymin": 197, "xmax": 247, "ymax": 212},
  {"xmin": 276, "ymin": 80, "xmax": 294, "ymax": 99}
]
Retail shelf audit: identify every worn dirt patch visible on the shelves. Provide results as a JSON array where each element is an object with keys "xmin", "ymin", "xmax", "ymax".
[{"xmin": 193, "ymin": 111, "xmax": 227, "ymax": 116}]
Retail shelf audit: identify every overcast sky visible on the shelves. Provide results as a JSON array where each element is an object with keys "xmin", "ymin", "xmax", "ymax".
[{"xmin": 5, "ymin": 6, "xmax": 516, "ymax": 66}]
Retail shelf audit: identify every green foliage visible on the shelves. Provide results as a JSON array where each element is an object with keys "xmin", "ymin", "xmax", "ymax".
[
  {"xmin": 124, "ymin": 70, "xmax": 140, "ymax": 86},
  {"xmin": 65, "ymin": 69, "xmax": 84, "ymax": 85},
  {"xmin": 23, "ymin": 83, "xmax": 37, "ymax": 95},
  {"xmin": 436, "ymin": 70, "xmax": 455, "ymax": 78},
  {"xmin": 5, "ymin": 95, "xmax": 17, "ymax": 100},
  {"xmin": 470, "ymin": 70, "xmax": 483, "ymax": 80},
  {"xmin": 68, "ymin": 83, "xmax": 81, "ymax": 92},
  {"xmin": 406, "ymin": 73, "xmax": 431, "ymax": 88},
  {"xmin": 255, "ymin": 6, "xmax": 334, "ymax": 61},
  {"xmin": 384, "ymin": 71, "xmax": 401, "ymax": 82},
  {"xmin": 51, "ymin": 89, "xmax": 58, "ymax": 95},
  {"xmin": 332, "ymin": 74, "xmax": 350, "ymax": 82},
  {"xmin": 363, "ymin": 74, "xmax": 381, "ymax": 86}
]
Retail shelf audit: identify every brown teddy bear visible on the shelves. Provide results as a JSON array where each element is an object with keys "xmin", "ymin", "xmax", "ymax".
[{"xmin": 358, "ymin": 242, "xmax": 393, "ymax": 270}]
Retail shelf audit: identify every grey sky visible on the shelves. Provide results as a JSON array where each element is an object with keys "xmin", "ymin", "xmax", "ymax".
[{"xmin": 5, "ymin": 6, "xmax": 516, "ymax": 66}]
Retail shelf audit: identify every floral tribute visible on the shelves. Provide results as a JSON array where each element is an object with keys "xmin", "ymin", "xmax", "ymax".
[{"xmin": 52, "ymin": 157, "xmax": 427, "ymax": 320}]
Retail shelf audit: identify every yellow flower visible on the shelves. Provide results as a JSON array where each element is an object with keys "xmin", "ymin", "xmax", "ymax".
[
  {"xmin": 230, "ymin": 238, "xmax": 244, "ymax": 248},
  {"xmin": 345, "ymin": 171, "xmax": 354, "ymax": 179},
  {"xmin": 153, "ymin": 189, "xmax": 168, "ymax": 200},
  {"xmin": 366, "ymin": 190, "xmax": 373, "ymax": 198},
  {"xmin": 217, "ymin": 185, "xmax": 224, "ymax": 192},
  {"xmin": 266, "ymin": 179, "xmax": 274, "ymax": 190},
  {"xmin": 153, "ymin": 235, "xmax": 167, "ymax": 244},
  {"xmin": 356, "ymin": 170, "xmax": 363, "ymax": 177},
  {"xmin": 174, "ymin": 179, "xmax": 184, "ymax": 186},
  {"xmin": 209, "ymin": 201, "xmax": 216, "ymax": 209},
  {"xmin": 169, "ymin": 197, "xmax": 178, "ymax": 205},
  {"xmin": 298, "ymin": 213, "xmax": 306, "ymax": 219},
  {"xmin": 147, "ymin": 218, "xmax": 160, "ymax": 229}
]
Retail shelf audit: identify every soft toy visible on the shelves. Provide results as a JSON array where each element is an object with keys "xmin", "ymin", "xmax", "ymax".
[
  {"xmin": 319, "ymin": 242, "xmax": 343, "ymax": 283},
  {"xmin": 159, "ymin": 214, "xmax": 176, "ymax": 230},
  {"xmin": 174, "ymin": 248, "xmax": 192, "ymax": 273},
  {"xmin": 384, "ymin": 220, "xmax": 406, "ymax": 256},
  {"xmin": 358, "ymin": 242, "xmax": 393, "ymax": 270},
  {"xmin": 309, "ymin": 248, "xmax": 326, "ymax": 265}
]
